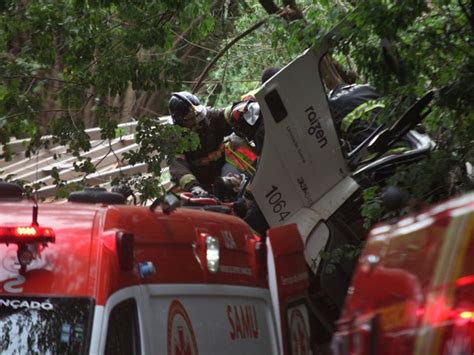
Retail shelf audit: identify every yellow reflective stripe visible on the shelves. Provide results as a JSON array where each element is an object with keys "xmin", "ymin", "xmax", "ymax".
[
  {"xmin": 223, "ymin": 105, "xmax": 233, "ymax": 124},
  {"xmin": 226, "ymin": 145, "xmax": 256, "ymax": 174},
  {"xmin": 179, "ymin": 174, "xmax": 197, "ymax": 190},
  {"xmin": 341, "ymin": 100, "xmax": 385, "ymax": 133},
  {"xmin": 225, "ymin": 155, "xmax": 256, "ymax": 175},
  {"xmin": 388, "ymin": 146, "xmax": 410, "ymax": 154},
  {"xmin": 365, "ymin": 146, "xmax": 411, "ymax": 160}
]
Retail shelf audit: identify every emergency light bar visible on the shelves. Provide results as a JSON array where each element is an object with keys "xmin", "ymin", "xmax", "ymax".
[{"xmin": 0, "ymin": 226, "xmax": 56, "ymax": 244}]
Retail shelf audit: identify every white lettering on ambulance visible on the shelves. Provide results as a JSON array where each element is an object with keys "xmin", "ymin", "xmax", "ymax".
[
  {"xmin": 220, "ymin": 265, "xmax": 252, "ymax": 276},
  {"xmin": 227, "ymin": 304, "xmax": 259, "ymax": 340},
  {"xmin": 3, "ymin": 275, "xmax": 25, "ymax": 293},
  {"xmin": 281, "ymin": 272, "xmax": 307, "ymax": 286},
  {"xmin": 0, "ymin": 298, "xmax": 54, "ymax": 310}
]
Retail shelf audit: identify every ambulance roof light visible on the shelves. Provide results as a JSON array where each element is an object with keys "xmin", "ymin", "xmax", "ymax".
[
  {"xmin": 0, "ymin": 224, "xmax": 56, "ymax": 273},
  {"xmin": 0, "ymin": 225, "xmax": 56, "ymax": 244}
]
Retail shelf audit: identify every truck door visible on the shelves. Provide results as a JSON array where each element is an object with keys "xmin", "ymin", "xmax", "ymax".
[{"xmin": 251, "ymin": 47, "xmax": 359, "ymax": 271}]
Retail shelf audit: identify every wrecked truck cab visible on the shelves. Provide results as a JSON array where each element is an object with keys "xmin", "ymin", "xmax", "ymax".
[
  {"xmin": 250, "ymin": 23, "xmax": 435, "ymax": 348},
  {"xmin": 0, "ymin": 189, "xmax": 284, "ymax": 354}
]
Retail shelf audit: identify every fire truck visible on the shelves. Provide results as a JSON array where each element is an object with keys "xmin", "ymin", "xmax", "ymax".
[
  {"xmin": 0, "ymin": 183, "xmax": 311, "ymax": 354},
  {"xmin": 332, "ymin": 192, "xmax": 474, "ymax": 354}
]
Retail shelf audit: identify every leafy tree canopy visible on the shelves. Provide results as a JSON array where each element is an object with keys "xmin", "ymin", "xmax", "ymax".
[{"xmin": 0, "ymin": 0, "xmax": 472, "ymax": 209}]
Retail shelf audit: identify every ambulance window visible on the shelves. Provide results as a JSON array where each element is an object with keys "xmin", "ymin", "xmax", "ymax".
[
  {"xmin": 0, "ymin": 296, "xmax": 94, "ymax": 355},
  {"xmin": 105, "ymin": 299, "xmax": 141, "ymax": 355}
]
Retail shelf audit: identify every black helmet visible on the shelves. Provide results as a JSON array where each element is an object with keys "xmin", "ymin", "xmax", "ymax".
[{"xmin": 168, "ymin": 92, "xmax": 201, "ymax": 123}]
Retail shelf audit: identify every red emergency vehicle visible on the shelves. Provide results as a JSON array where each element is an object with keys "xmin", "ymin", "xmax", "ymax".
[
  {"xmin": 0, "ymin": 184, "xmax": 312, "ymax": 354},
  {"xmin": 332, "ymin": 192, "xmax": 474, "ymax": 354}
]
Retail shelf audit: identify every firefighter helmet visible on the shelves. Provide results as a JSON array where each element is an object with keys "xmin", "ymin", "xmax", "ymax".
[{"xmin": 168, "ymin": 92, "xmax": 206, "ymax": 125}]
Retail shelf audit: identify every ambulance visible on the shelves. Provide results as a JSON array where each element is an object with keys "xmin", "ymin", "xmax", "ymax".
[
  {"xmin": 332, "ymin": 192, "xmax": 474, "ymax": 354},
  {"xmin": 0, "ymin": 183, "xmax": 312, "ymax": 354}
]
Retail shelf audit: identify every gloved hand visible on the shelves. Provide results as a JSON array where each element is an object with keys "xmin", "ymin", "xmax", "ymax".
[{"xmin": 190, "ymin": 185, "xmax": 209, "ymax": 197}]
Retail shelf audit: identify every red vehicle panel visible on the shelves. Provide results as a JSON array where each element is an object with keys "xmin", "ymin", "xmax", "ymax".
[
  {"xmin": 332, "ymin": 192, "xmax": 474, "ymax": 355},
  {"xmin": 0, "ymin": 202, "xmax": 265, "ymax": 305}
]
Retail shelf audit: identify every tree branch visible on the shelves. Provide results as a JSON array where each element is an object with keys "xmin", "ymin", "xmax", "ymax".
[
  {"xmin": 192, "ymin": 8, "xmax": 289, "ymax": 93},
  {"xmin": 2, "ymin": 75, "xmax": 69, "ymax": 84},
  {"xmin": 257, "ymin": 0, "xmax": 280, "ymax": 14}
]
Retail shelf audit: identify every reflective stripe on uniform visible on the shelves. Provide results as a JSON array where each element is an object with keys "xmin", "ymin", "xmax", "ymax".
[
  {"xmin": 225, "ymin": 144, "xmax": 257, "ymax": 175},
  {"xmin": 365, "ymin": 146, "xmax": 411, "ymax": 161},
  {"xmin": 341, "ymin": 99, "xmax": 385, "ymax": 133},
  {"xmin": 179, "ymin": 174, "xmax": 198, "ymax": 190},
  {"xmin": 190, "ymin": 144, "xmax": 225, "ymax": 166}
]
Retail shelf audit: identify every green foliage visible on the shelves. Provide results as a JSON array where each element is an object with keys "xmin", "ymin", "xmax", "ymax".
[
  {"xmin": 124, "ymin": 117, "xmax": 199, "ymax": 174},
  {"xmin": 206, "ymin": 2, "xmax": 293, "ymax": 107},
  {"xmin": 360, "ymin": 186, "xmax": 384, "ymax": 229},
  {"xmin": 0, "ymin": 0, "xmax": 472, "ymax": 209},
  {"xmin": 119, "ymin": 117, "xmax": 199, "ymax": 201},
  {"xmin": 257, "ymin": 0, "xmax": 472, "ymax": 227},
  {"xmin": 0, "ymin": 0, "xmax": 218, "ymax": 197},
  {"xmin": 320, "ymin": 244, "xmax": 361, "ymax": 274}
]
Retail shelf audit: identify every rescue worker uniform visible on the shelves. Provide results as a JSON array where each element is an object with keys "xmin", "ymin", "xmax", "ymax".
[
  {"xmin": 169, "ymin": 106, "xmax": 233, "ymax": 193},
  {"xmin": 328, "ymin": 84, "xmax": 384, "ymax": 150},
  {"xmin": 224, "ymin": 135, "xmax": 257, "ymax": 177},
  {"xmin": 328, "ymin": 83, "xmax": 412, "ymax": 157},
  {"xmin": 228, "ymin": 99, "xmax": 269, "ymax": 237},
  {"xmin": 169, "ymin": 91, "xmax": 259, "ymax": 196}
]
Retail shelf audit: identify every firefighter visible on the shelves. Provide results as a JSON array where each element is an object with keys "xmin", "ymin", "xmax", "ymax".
[
  {"xmin": 225, "ymin": 100, "xmax": 269, "ymax": 237},
  {"xmin": 328, "ymin": 83, "xmax": 384, "ymax": 151},
  {"xmin": 168, "ymin": 91, "xmax": 233, "ymax": 197}
]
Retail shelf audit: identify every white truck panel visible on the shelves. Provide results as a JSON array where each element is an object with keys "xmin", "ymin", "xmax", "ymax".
[{"xmin": 252, "ymin": 48, "xmax": 350, "ymax": 229}]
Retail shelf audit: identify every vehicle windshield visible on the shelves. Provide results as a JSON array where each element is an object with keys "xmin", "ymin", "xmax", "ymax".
[{"xmin": 0, "ymin": 296, "xmax": 94, "ymax": 355}]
